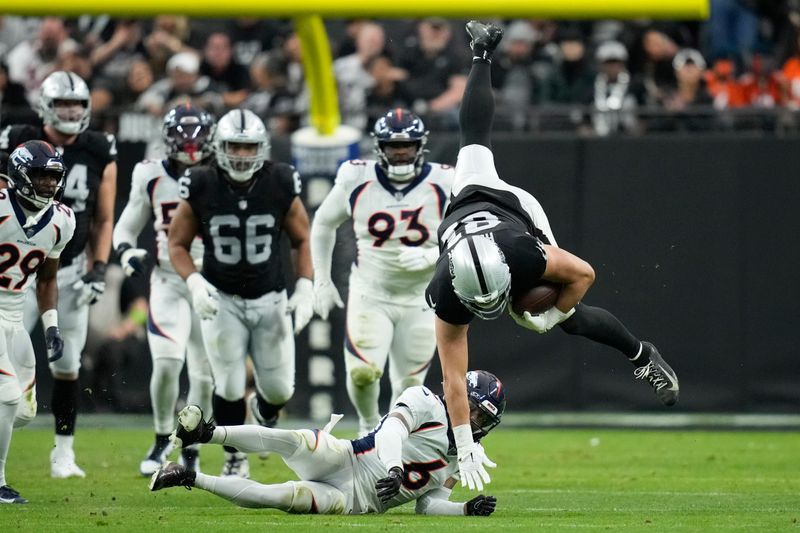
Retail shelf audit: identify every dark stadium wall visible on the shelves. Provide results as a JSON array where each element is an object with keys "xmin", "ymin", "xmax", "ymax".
[{"xmin": 33, "ymin": 134, "xmax": 800, "ymax": 416}]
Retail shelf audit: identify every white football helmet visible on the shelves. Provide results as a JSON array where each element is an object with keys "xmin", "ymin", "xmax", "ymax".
[
  {"xmin": 38, "ymin": 71, "xmax": 92, "ymax": 135},
  {"xmin": 448, "ymin": 234, "xmax": 511, "ymax": 320},
  {"xmin": 212, "ymin": 109, "xmax": 270, "ymax": 183}
]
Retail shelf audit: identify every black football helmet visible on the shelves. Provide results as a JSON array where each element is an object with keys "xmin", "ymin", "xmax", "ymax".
[
  {"xmin": 372, "ymin": 108, "xmax": 428, "ymax": 182},
  {"xmin": 7, "ymin": 140, "xmax": 67, "ymax": 210},
  {"xmin": 466, "ymin": 370, "xmax": 506, "ymax": 439},
  {"xmin": 162, "ymin": 103, "xmax": 216, "ymax": 165}
]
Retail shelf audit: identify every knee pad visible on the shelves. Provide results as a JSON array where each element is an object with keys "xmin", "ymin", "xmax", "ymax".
[
  {"xmin": 0, "ymin": 379, "xmax": 22, "ymax": 405},
  {"xmin": 349, "ymin": 365, "xmax": 382, "ymax": 388},
  {"xmin": 287, "ymin": 481, "xmax": 347, "ymax": 515}
]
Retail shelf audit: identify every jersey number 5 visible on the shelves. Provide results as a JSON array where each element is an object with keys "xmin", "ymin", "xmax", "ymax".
[
  {"xmin": 367, "ymin": 208, "xmax": 429, "ymax": 247},
  {"xmin": 209, "ymin": 214, "xmax": 274, "ymax": 265}
]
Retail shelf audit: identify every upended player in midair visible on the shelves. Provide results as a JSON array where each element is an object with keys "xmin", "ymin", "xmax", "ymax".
[
  {"xmin": 168, "ymin": 109, "xmax": 313, "ymax": 479},
  {"xmin": 425, "ymin": 22, "xmax": 680, "ymax": 491},
  {"xmin": 150, "ymin": 370, "xmax": 502, "ymax": 517},
  {"xmin": 0, "ymin": 141, "xmax": 75, "ymax": 503},
  {"xmin": 113, "ymin": 104, "xmax": 216, "ymax": 475},
  {"xmin": 311, "ymin": 109, "xmax": 454, "ymax": 436}
]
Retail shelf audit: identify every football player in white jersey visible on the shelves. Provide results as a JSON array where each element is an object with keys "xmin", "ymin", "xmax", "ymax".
[
  {"xmin": 112, "ymin": 104, "xmax": 216, "ymax": 476},
  {"xmin": 150, "ymin": 369, "xmax": 503, "ymax": 517},
  {"xmin": 0, "ymin": 141, "xmax": 75, "ymax": 503},
  {"xmin": 1, "ymin": 71, "xmax": 117, "ymax": 478},
  {"xmin": 311, "ymin": 109, "xmax": 455, "ymax": 436}
]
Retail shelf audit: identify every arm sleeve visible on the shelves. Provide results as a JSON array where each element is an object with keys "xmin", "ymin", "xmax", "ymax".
[
  {"xmin": 375, "ymin": 415, "xmax": 409, "ymax": 473},
  {"xmin": 415, "ymin": 487, "xmax": 465, "ymax": 516},
  {"xmin": 310, "ymin": 182, "xmax": 350, "ymax": 281},
  {"xmin": 112, "ymin": 164, "xmax": 152, "ymax": 250}
]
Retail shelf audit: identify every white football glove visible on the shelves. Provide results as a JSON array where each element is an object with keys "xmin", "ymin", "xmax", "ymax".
[
  {"xmin": 312, "ymin": 278, "xmax": 344, "ymax": 320},
  {"xmin": 72, "ymin": 263, "xmax": 107, "ymax": 307},
  {"xmin": 509, "ymin": 306, "xmax": 575, "ymax": 334},
  {"xmin": 186, "ymin": 272, "xmax": 219, "ymax": 320},
  {"xmin": 397, "ymin": 247, "xmax": 438, "ymax": 272},
  {"xmin": 453, "ymin": 424, "xmax": 496, "ymax": 491},
  {"xmin": 119, "ymin": 246, "xmax": 149, "ymax": 277},
  {"xmin": 287, "ymin": 278, "xmax": 313, "ymax": 334}
]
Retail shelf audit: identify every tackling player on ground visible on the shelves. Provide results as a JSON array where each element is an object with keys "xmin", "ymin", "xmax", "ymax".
[
  {"xmin": 425, "ymin": 22, "xmax": 680, "ymax": 491},
  {"xmin": 112, "ymin": 103, "xmax": 216, "ymax": 475},
  {"xmin": 168, "ymin": 109, "xmax": 313, "ymax": 478},
  {"xmin": 311, "ymin": 108, "xmax": 454, "ymax": 436},
  {"xmin": 0, "ymin": 71, "xmax": 117, "ymax": 478},
  {"xmin": 150, "ymin": 370, "xmax": 502, "ymax": 517},
  {"xmin": 0, "ymin": 141, "xmax": 75, "ymax": 503}
]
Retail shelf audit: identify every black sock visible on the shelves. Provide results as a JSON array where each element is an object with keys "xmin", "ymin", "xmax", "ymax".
[
  {"xmin": 255, "ymin": 395, "xmax": 284, "ymax": 426},
  {"xmin": 155, "ymin": 433, "xmax": 171, "ymax": 446},
  {"xmin": 52, "ymin": 378, "xmax": 79, "ymax": 435},
  {"xmin": 212, "ymin": 394, "xmax": 245, "ymax": 454},
  {"xmin": 460, "ymin": 60, "xmax": 494, "ymax": 149},
  {"xmin": 558, "ymin": 303, "xmax": 643, "ymax": 363}
]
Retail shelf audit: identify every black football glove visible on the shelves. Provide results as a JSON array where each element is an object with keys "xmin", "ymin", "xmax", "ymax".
[
  {"xmin": 45, "ymin": 326, "xmax": 64, "ymax": 362},
  {"xmin": 465, "ymin": 495, "xmax": 497, "ymax": 516},
  {"xmin": 375, "ymin": 466, "xmax": 404, "ymax": 503},
  {"xmin": 72, "ymin": 261, "xmax": 107, "ymax": 306}
]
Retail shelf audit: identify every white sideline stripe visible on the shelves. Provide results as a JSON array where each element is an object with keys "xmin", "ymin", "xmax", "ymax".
[{"xmin": 501, "ymin": 412, "xmax": 800, "ymax": 428}]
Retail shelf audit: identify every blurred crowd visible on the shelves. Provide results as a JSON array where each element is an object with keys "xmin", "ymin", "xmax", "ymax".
[{"xmin": 4, "ymin": 2, "xmax": 800, "ymax": 140}]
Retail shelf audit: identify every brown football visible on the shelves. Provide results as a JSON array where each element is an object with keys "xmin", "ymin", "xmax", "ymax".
[{"xmin": 511, "ymin": 282, "xmax": 561, "ymax": 315}]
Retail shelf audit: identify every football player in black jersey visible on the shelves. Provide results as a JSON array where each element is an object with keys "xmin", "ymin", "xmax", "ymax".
[
  {"xmin": 0, "ymin": 71, "xmax": 117, "ymax": 479},
  {"xmin": 425, "ymin": 22, "xmax": 680, "ymax": 492},
  {"xmin": 168, "ymin": 108, "xmax": 313, "ymax": 478}
]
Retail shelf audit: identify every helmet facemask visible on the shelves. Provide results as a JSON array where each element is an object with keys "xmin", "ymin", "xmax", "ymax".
[
  {"xmin": 38, "ymin": 72, "xmax": 92, "ymax": 135},
  {"xmin": 11, "ymin": 164, "xmax": 66, "ymax": 210},
  {"xmin": 372, "ymin": 108, "xmax": 428, "ymax": 182},
  {"xmin": 165, "ymin": 118, "xmax": 214, "ymax": 165},
  {"xmin": 212, "ymin": 109, "xmax": 270, "ymax": 184},
  {"xmin": 375, "ymin": 139, "xmax": 425, "ymax": 182},
  {"xmin": 468, "ymin": 396, "xmax": 502, "ymax": 439}
]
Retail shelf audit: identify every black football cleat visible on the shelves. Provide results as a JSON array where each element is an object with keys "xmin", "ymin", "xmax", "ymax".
[
  {"xmin": 170, "ymin": 405, "xmax": 215, "ymax": 448},
  {"xmin": 149, "ymin": 462, "xmax": 196, "ymax": 491},
  {"xmin": 0, "ymin": 485, "xmax": 28, "ymax": 504},
  {"xmin": 466, "ymin": 20, "xmax": 504, "ymax": 61},
  {"xmin": 179, "ymin": 446, "xmax": 200, "ymax": 473},
  {"xmin": 634, "ymin": 342, "xmax": 679, "ymax": 406}
]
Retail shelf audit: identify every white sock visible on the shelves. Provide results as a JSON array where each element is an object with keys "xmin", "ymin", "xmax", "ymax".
[
  {"xmin": 194, "ymin": 473, "xmax": 295, "ymax": 510},
  {"xmin": 0, "ymin": 401, "xmax": 19, "ymax": 486},
  {"xmin": 210, "ymin": 426, "xmax": 304, "ymax": 458},
  {"xmin": 186, "ymin": 374, "xmax": 213, "ymax": 422},
  {"xmin": 151, "ymin": 359, "xmax": 182, "ymax": 435},
  {"xmin": 346, "ymin": 377, "xmax": 380, "ymax": 432},
  {"xmin": 54, "ymin": 434, "xmax": 74, "ymax": 454}
]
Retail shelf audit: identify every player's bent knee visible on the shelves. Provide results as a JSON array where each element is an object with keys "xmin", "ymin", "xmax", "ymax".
[
  {"xmin": 287, "ymin": 481, "xmax": 347, "ymax": 515},
  {"xmin": 0, "ymin": 380, "xmax": 22, "ymax": 405},
  {"xmin": 257, "ymin": 383, "xmax": 294, "ymax": 406},
  {"xmin": 13, "ymin": 406, "xmax": 35, "ymax": 428}
]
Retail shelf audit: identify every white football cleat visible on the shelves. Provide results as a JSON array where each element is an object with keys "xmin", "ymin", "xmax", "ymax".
[
  {"xmin": 50, "ymin": 448, "xmax": 86, "ymax": 479},
  {"xmin": 221, "ymin": 451, "xmax": 249, "ymax": 478},
  {"xmin": 139, "ymin": 437, "xmax": 174, "ymax": 476}
]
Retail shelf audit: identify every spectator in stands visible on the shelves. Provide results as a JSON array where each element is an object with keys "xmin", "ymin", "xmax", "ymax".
[
  {"xmin": 650, "ymin": 48, "xmax": 715, "ymax": 132},
  {"xmin": 588, "ymin": 41, "xmax": 644, "ymax": 136},
  {"xmin": 364, "ymin": 54, "xmax": 414, "ymax": 126},
  {"xmin": 92, "ymin": 57, "xmax": 155, "ymax": 134},
  {"xmin": 0, "ymin": 60, "xmax": 36, "ymax": 126},
  {"xmin": 56, "ymin": 41, "xmax": 94, "ymax": 86},
  {"xmin": 89, "ymin": 20, "xmax": 147, "ymax": 90},
  {"xmin": 542, "ymin": 24, "xmax": 595, "ymax": 105},
  {"xmin": 333, "ymin": 21, "xmax": 387, "ymax": 130},
  {"xmin": 144, "ymin": 16, "xmax": 193, "ymax": 76},
  {"xmin": 138, "ymin": 51, "xmax": 222, "ymax": 116},
  {"xmin": 397, "ymin": 18, "xmax": 468, "ymax": 124},
  {"xmin": 0, "ymin": 16, "xmax": 40, "ymax": 59},
  {"xmin": 226, "ymin": 18, "xmax": 290, "ymax": 65},
  {"xmin": 639, "ymin": 27, "xmax": 680, "ymax": 105},
  {"xmin": 201, "ymin": 32, "xmax": 251, "ymax": 109},
  {"xmin": 491, "ymin": 20, "xmax": 538, "ymax": 130},
  {"xmin": 5, "ymin": 17, "xmax": 73, "ymax": 105},
  {"xmin": 706, "ymin": 0, "xmax": 759, "ymax": 67},
  {"xmin": 739, "ymin": 53, "xmax": 781, "ymax": 107},
  {"xmin": 779, "ymin": 32, "xmax": 800, "ymax": 109},
  {"xmin": 244, "ymin": 51, "xmax": 297, "ymax": 135},
  {"xmin": 705, "ymin": 58, "xmax": 748, "ymax": 108}
]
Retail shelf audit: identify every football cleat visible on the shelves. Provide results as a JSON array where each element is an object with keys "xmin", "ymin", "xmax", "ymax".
[
  {"xmin": 634, "ymin": 342, "xmax": 679, "ymax": 406},
  {"xmin": 179, "ymin": 446, "xmax": 201, "ymax": 473},
  {"xmin": 139, "ymin": 436, "xmax": 174, "ymax": 476},
  {"xmin": 221, "ymin": 451, "xmax": 250, "ymax": 478},
  {"xmin": 171, "ymin": 405, "xmax": 215, "ymax": 448},
  {"xmin": 149, "ymin": 462, "xmax": 196, "ymax": 491},
  {"xmin": 50, "ymin": 448, "xmax": 86, "ymax": 479},
  {"xmin": 465, "ymin": 21, "xmax": 504, "ymax": 61},
  {"xmin": 0, "ymin": 485, "xmax": 28, "ymax": 504}
]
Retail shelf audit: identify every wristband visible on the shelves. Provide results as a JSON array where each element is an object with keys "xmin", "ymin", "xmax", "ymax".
[{"xmin": 42, "ymin": 309, "xmax": 58, "ymax": 330}]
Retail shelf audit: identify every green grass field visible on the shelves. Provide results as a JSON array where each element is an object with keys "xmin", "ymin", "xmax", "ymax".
[{"xmin": 3, "ymin": 426, "xmax": 799, "ymax": 532}]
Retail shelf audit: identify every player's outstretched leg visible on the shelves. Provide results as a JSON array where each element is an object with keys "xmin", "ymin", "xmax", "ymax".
[
  {"xmin": 634, "ymin": 342, "xmax": 679, "ymax": 406},
  {"xmin": 149, "ymin": 462, "xmax": 196, "ymax": 491},
  {"xmin": 460, "ymin": 21, "xmax": 503, "ymax": 150}
]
